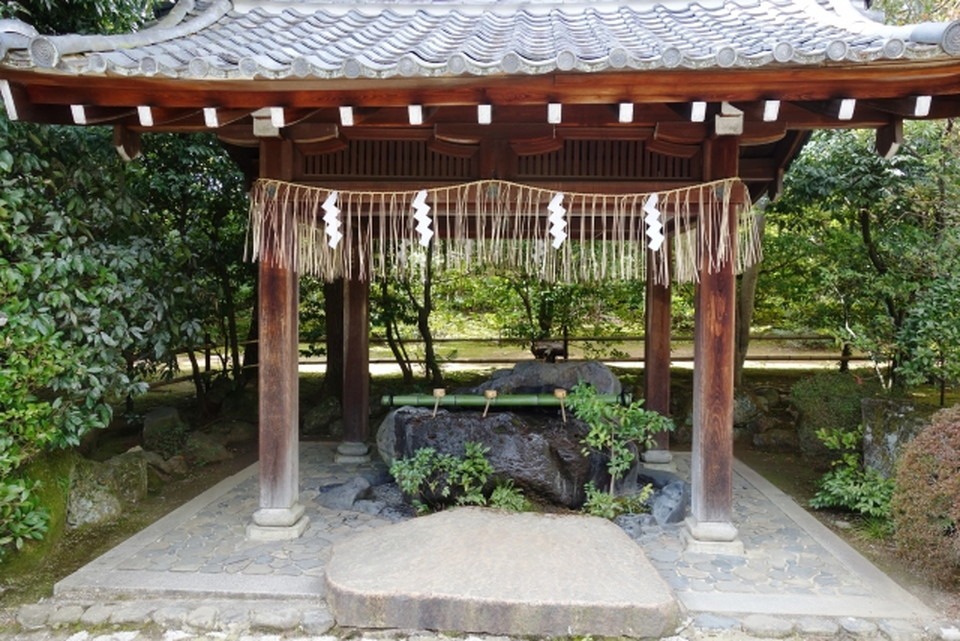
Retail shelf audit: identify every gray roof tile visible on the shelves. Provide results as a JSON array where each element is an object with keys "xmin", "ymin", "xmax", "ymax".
[{"xmin": 1, "ymin": 0, "xmax": 958, "ymax": 79}]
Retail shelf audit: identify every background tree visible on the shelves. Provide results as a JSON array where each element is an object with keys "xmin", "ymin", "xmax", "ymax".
[
  {"xmin": 762, "ymin": 121, "xmax": 960, "ymax": 390},
  {"xmin": 0, "ymin": 116, "xmax": 176, "ymax": 558},
  {"xmin": 126, "ymin": 134, "xmax": 253, "ymax": 412},
  {"xmin": 4, "ymin": 0, "xmax": 160, "ymax": 34}
]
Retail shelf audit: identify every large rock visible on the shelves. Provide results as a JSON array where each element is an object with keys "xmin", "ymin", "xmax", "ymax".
[
  {"xmin": 184, "ymin": 432, "xmax": 233, "ymax": 466},
  {"xmin": 67, "ymin": 458, "xmax": 123, "ymax": 528},
  {"xmin": 208, "ymin": 419, "xmax": 258, "ymax": 445},
  {"xmin": 861, "ymin": 398, "xmax": 930, "ymax": 478},
  {"xmin": 637, "ymin": 468, "xmax": 690, "ymax": 526},
  {"xmin": 376, "ymin": 408, "xmax": 401, "ymax": 466},
  {"xmin": 470, "ymin": 360, "xmax": 622, "ymax": 396},
  {"xmin": 142, "ymin": 406, "xmax": 188, "ymax": 459},
  {"xmin": 143, "ymin": 450, "xmax": 188, "ymax": 478},
  {"xmin": 104, "ymin": 448, "xmax": 149, "ymax": 503},
  {"xmin": 733, "ymin": 391, "xmax": 762, "ymax": 429},
  {"xmin": 392, "ymin": 407, "xmax": 602, "ymax": 508}
]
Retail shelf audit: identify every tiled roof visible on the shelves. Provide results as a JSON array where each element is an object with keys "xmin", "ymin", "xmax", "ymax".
[{"xmin": 1, "ymin": 0, "xmax": 959, "ymax": 79}]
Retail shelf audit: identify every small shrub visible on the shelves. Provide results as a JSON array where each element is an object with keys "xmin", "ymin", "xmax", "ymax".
[
  {"xmin": 892, "ymin": 405, "xmax": 960, "ymax": 586},
  {"xmin": 488, "ymin": 480, "xmax": 530, "ymax": 512},
  {"xmin": 790, "ymin": 372, "xmax": 876, "ymax": 462},
  {"xmin": 581, "ymin": 481, "xmax": 653, "ymax": 520},
  {"xmin": 568, "ymin": 382, "xmax": 674, "ymax": 494},
  {"xmin": 809, "ymin": 425, "xmax": 894, "ymax": 520},
  {"xmin": 0, "ymin": 478, "xmax": 49, "ymax": 560},
  {"xmin": 856, "ymin": 516, "xmax": 894, "ymax": 541},
  {"xmin": 447, "ymin": 441, "xmax": 494, "ymax": 507},
  {"xmin": 389, "ymin": 441, "xmax": 528, "ymax": 514}
]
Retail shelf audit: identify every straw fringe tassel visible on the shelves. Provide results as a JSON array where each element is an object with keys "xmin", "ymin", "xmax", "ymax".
[{"xmin": 247, "ymin": 178, "xmax": 759, "ymax": 285}]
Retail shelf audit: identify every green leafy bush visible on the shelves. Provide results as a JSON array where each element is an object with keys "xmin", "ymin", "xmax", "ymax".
[
  {"xmin": 389, "ymin": 441, "xmax": 527, "ymax": 514},
  {"xmin": 582, "ymin": 481, "xmax": 653, "ymax": 520},
  {"xmin": 488, "ymin": 480, "xmax": 531, "ymax": 512},
  {"xmin": 568, "ymin": 382, "xmax": 673, "ymax": 494},
  {"xmin": 790, "ymin": 372, "xmax": 876, "ymax": 462},
  {"xmin": 0, "ymin": 478, "xmax": 49, "ymax": 559},
  {"xmin": 809, "ymin": 425, "xmax": 894, "ymax": 520},
  {"xmin": 567, "ymin": 383, "xmax": 670, "ymax": 519},
  {"xmin": 892, "ymin": 405, "xmax": 960, "ymax": 586}
]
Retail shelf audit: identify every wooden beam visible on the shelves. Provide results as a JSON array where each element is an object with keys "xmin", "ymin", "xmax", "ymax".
[
  {"xmin": 435, "ymin": 123, "xmax": 556, "ymax": 143},
  {"xmin": 296, "ymin": 137, "xmax": 348, "ymax": 155},
  {"xmin": 427, "ymin": 138, "xmax": 479, "ymax": 159},
  {"xmin": 281, "ymin": 120, "xmax": 338, "ymax": 142},
  {"xmin": 646, "ymin": 138, "xmax": 700, "ymax": 159},
  {"xmin": 510, "ymin": 137, "xmax": 564, "ymax": 156},
  {"xmin": 9, "ymin": 59, "xmax": 960, "ymax": 114},
  {"xmin": 654, "ymin": 122, "xmax": 708, "ymax": 145},
  {"xmin": 250, "ymin": 137, "xmax": 307, "ymax": 540},
  {"xmin": 739, "ymin": 121, "xmax": 788, "ymax": 146},
  {"xmin": 644, "ymin": 247, "xmax": 672, "ymax": 460},
  {"xmin": 687, "ymin": 134, "xmax": 741, "ymax": 552},
  {"xmin": 864, "ymin": 95, "xmax": 933, "ymax": 118},
  {"xmin": 339, "ymin": 264, "xmax": 371, "ymax": 461}
]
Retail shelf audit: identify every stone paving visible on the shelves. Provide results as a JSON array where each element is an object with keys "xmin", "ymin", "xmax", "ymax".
[{"xmin": 3, "ymin": 442, "xmax": 959, "ymax": 641}]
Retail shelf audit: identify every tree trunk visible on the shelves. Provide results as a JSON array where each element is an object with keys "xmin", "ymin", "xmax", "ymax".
[
  {"xmin": 418, "ymin": 244, "xmax": 443, "ymax": 387},
  {"xmin": 403, "ymin": 244, "xmax": 443, "ymax": 387},
  {"xmin": 186, "ymin": 348, "xmax": 215, "ymax": 417},
  {"xmin": 217, "ymin": 261, "xmax": 244, "ymax": 387},
  {"xmin": 243, "ymin": 272, "xmax": 260, "ymax": 376},
  {"xmin": 380, "ymin": 278, "xmax": 414, "ymax": 384},
  {"xmin": 838, "ymin": 342, "xmax": 851, "ymax": 372}
]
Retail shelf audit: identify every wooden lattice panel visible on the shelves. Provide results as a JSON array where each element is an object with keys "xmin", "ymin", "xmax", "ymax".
[
  {"xmin": 515, "ymin": 140, "xmax": 699, "ymax": 181},
  {"xmin": 301, "ymin": 139, "xmax": 479, "ymax": 180}
]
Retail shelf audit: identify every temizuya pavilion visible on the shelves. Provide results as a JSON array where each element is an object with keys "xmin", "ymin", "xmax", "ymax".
[{"xmin": 2, "ymin": 0, "xmax": 959, "ymax": 550}]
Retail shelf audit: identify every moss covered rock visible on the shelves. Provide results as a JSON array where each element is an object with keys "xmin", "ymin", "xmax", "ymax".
[{"xmin": 0, "ymin": 450, "xmax": 77, "ymax": 576}]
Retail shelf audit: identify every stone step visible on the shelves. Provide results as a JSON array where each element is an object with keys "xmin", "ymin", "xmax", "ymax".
[{"xmin": 326, "ymin": 507, "xmax": 678, "ymax": 638}]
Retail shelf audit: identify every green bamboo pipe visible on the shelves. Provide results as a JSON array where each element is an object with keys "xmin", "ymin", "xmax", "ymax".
[{"xmin": 380, "ymin": 392, "xmax": 630, "ymax": 408}]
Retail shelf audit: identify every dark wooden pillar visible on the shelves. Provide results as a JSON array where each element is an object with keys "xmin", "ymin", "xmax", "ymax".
[
  {"xmin": 249, "ymin": 138, "xmax": 308, "ymax": 540},
  {"xmin": 643, "ymin": 247, "xmax": 672, "ymax": 464},
  {"xmin": 686, "ymin": 134, "xmax": 742, "ymax": 553},
  {"xmin": 337, "ymin": 266, "xmax": 371, "ymax": 462},
  {"xmin": 323, "ymin": 278, "xmax": 344, "ymax": 400}
]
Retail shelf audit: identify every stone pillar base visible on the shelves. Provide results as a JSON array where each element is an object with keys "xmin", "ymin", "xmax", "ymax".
[
  {"xmin": 641, "ymin": 449, "xmax": 676, "ymax": 472},
  {"xmin": 247, "ymin": 504, "xmax": 309, "ymax": 541},
  {"xmin": 683, "ymin": 516, "xmax": 744, "ymax": 555},
  {"xmin": 336, "ymin": 441, "xmax": 371, "ymax": 464}
]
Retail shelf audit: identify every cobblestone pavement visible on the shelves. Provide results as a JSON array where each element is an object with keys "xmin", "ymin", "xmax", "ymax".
[{"xmin": 2, "ymin": 443, "xmax": 958, "ymax": 641}]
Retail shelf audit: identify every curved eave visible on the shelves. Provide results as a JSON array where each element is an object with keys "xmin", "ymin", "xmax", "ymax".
[{"xmin": 4, "ymin": 58, "xmax": 960, "ymax": 111}]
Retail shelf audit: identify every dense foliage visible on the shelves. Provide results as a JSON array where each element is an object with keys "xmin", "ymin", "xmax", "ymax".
[
  {"xmin": 127, "ymin": 134, "xmax": 253, "ymax": 406},
  {"xmin": 763, "ymin": 122, "xmax": 960, "ymax": 392},
  {"xmin": 2, "ymin": 0, "xmax": 160, "ymax": 34},
  {"xmin": 0, "ymin": 0, "xmax": 255, "ymax": 563},
  {"xmin": 809, "ymin": 425, "xmax": 894, "ymax": 521},
  {"xmin": 789, "ymin": 372, "xmax": 878, "ymax": 462},
  {"xmin": 0, "ymin": 118, "xmax": 250, "ymax": 559},
  {"xmin": 892, "ymin": 405, "xmax": 960, "ymax": 586},
  {"xmin": 389, "ymin": 441, "xmax": 528, "ymax": 514},
  {"xmin": 0, "ymin": 117, "xmax": 160, "ymax": 557}
]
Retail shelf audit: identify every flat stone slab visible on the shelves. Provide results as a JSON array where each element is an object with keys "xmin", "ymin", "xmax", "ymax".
[{"xmin": 326, "ymin": 507, "xmax": 678, "ymax": 638}]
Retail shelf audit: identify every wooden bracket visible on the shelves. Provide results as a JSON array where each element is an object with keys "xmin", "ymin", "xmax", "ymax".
[
  {"xmin": 875, "ymin": 119, "xmax": 903, "ymax": 159},
  {"xmin": 113, "ymin": 125, "xmax": 141, "ymax": 161}
]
